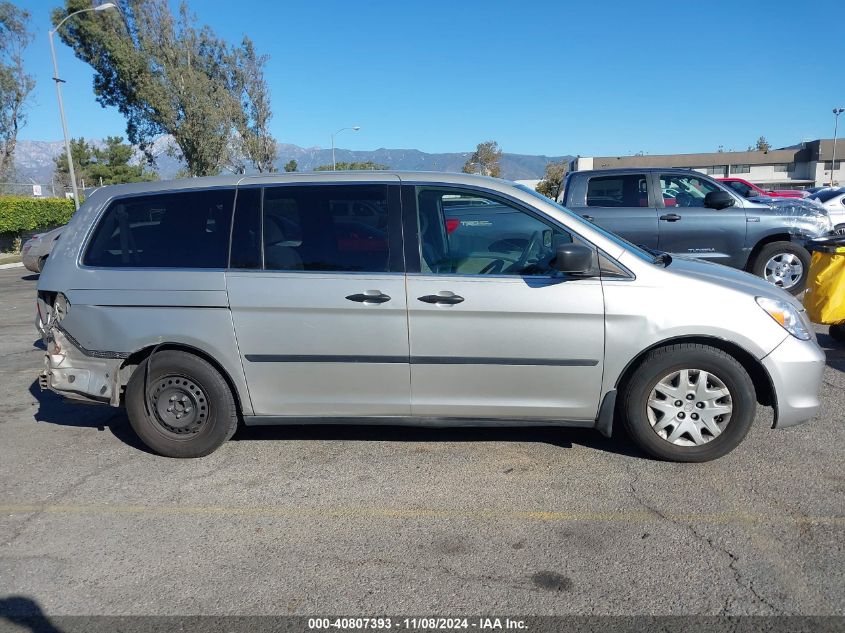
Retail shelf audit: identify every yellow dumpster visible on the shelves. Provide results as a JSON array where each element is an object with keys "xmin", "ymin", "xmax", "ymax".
[{"xmin": 802, "ymin": 235, "xmax": 845, "ymax": 343}]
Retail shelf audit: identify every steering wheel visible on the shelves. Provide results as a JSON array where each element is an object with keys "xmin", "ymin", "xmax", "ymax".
[
  {"xmin": 478, "ymin": 254, "xmax": 520, "ymax": 275},
  {"xmin": 506, "ymin": 230, "xmax": 542, "ymax": 274},
  {"xmin": 675, "ymin": 191, "xmax": 694, "ymax": 207}
]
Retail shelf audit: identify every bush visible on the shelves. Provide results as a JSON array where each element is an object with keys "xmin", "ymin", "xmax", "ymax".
[{"xmin": 0, "ymin": 196, "xmax": 76, "ymax": 234}]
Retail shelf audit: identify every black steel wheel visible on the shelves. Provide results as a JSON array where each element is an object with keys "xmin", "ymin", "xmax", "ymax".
[{"xmin": 126, "ymin": 350, "xmax": 238, "ymax": 457}]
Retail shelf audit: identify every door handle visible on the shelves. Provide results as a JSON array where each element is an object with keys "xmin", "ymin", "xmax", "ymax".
[
  {"xmin": 418, "ymin": 293, "xmax": 465, "ymax": 305},
  {"xmin": 660, "ymin": 213, "xmax": 682, "ymax": 222},
  {"xmin": 346, "ymin": 291, "xmax": 391, "ymax": 304},
  {"xmin": 581, "ymin": 214, "xmax": 595, "ymax": 222}
]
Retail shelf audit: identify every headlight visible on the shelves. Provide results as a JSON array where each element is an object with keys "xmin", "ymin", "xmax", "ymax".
[{"xmin": 756, "ymin": 297, "xmax": 811, "ymax": 340}]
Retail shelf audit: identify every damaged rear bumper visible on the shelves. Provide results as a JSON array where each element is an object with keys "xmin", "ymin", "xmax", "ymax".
[{"xmin": 40, "ymin": 325, "xmax": 125, "ymax": 406}]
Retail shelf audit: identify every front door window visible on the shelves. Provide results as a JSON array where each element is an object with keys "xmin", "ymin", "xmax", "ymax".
[
  {"xmin": 660, "ymin": 175, "xmax": 722, "ymax": 208},
  {"xmin": 416, "ymin": 188, "xmax": 577, "ymax": 276}
]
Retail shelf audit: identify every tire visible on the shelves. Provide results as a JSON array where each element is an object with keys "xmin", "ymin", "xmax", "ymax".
[
  {"xmin": 834, "ymin": 224, "xmax": 845, "ymax": 236},
  {"xmin": 750, "ymin": 241, "xmax": 811, "ymax": 296},
  {"xmin": 621, "ymin": 344, "xmax": 756, "ymax": 462},
  {"xmin": 830, "ymin": 324, "xmax": 845, "ymax": 344},
  {"xmin": 126, "ymin": 350, "xmax": 238, "ymax": 457}
]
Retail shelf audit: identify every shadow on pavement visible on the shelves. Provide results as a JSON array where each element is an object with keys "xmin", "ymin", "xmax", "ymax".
[
  {"xmin": 816, "ymin": 330, "xmax": 845, "ymax": 372},
  {"xmin": 28, "ymin": 379, "xmax": 646, "ymax": 459},
  {"xmin": 233, "ymin": 420, "xmax": 648, "ymax": 459},
  {"xmin": 0, "ymin": 596, "xmax": 65, "ymax": 633},
  {"xmin": 27, "ymin": 380, "xmax": 153, "ymax": 454},
  {"xmin": 21, "ymin": 274, "xmax": 39, "ymax": 282}
]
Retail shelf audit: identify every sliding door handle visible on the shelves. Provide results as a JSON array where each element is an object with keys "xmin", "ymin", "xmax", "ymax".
[
  {"xmin": 418, "ymin": 293, "xmax": 464, "ymax": 305},
  {"xmin": 346, "ymin": 291, "xmax": 391, "ymax": 304}
]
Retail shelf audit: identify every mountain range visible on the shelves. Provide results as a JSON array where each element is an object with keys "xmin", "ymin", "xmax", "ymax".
[{"xmin": 11, "ymin": 138, "xmax": 572, "ymax": 184}]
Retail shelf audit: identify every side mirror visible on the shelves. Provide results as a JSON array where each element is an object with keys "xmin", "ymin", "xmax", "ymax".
[
  {"xmin": 704, "ymin": 190, "xmax": 735, "ymax": 210},
  {"xmin": 551, "ymin": 243, "xmax": 594, "ymax": 274}
]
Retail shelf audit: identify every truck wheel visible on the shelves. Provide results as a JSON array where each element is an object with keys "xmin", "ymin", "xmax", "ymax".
[
  {"xmin": 621, "ymin": 344, "xmax": 756, "ymax": 462},
  {"xmin": 751, "ymin": 241, "xmax": 810, "ymax": 295},
  {"xmin": 126, "ymin": 350, "xmax": 238, "ymax": 458}
]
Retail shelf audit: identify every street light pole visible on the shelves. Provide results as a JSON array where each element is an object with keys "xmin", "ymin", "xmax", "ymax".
[
  {"xmin": 331, "ymin": 126, "xmax": 360, "ymax": 170},
  {"xmin": 48, "ymin": 3, "xmax": 117, "ymax": 209},
  {"xmin": 832, "ymin": 108, "xmax": 844, "ymax": 187}
]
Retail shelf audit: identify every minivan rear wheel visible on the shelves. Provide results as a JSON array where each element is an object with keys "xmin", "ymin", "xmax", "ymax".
[
  {"xmin": 621, "ymin": 344, "xmax": 756, "ymax": 462},
  {"xmin": 126, "ymin": 350, "xmax": 238, "ymax": 458},
  {"xmin": 751, "ymin": 241, "xmax": 810, "ymax": 295}
]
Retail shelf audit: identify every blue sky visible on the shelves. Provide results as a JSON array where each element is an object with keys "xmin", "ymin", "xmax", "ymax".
[{"xmin": 18, "ymin": 0, "xmax": 845, "ymax": 157}]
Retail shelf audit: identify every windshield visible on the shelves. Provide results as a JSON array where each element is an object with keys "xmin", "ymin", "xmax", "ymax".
[{"xmin": 515, "ymin": 184, "xmax": 654, "ymax": 262}]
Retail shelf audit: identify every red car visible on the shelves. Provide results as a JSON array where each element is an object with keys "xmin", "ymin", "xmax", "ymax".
[{"xmin": 719, "ymin": 177, "xmax": 805, "ymax": 199}]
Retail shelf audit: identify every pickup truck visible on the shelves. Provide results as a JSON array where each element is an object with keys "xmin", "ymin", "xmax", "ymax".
[
  {"xmin": 718, "ymin": 177, "xmax": 805, "ymax": 199},
  {"xmin": 559, "ymin": 168, "xmax": 832, "ymax": 294}
]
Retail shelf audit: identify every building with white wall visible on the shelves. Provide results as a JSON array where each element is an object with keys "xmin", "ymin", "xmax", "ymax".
[{"xmin": 571, "ymin": 138, "xmax": 845, "ymax": 190}]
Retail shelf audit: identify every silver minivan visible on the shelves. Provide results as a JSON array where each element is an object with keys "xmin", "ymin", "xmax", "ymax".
[{"xmin": 37, "ymin": 172, "xmax": 826, "ymax": 461}]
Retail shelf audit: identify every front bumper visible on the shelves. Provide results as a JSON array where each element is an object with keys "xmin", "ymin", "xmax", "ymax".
[
  {"xmin": 762, "ymin": 334, "xmax": 826, "ymax": 428},
  {"xmin": 21, "ymin": 247, "xmax": 41, "ymax": 273}
]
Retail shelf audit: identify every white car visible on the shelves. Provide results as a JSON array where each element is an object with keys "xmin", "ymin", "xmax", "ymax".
[
  {"xmin": 807, "ymin": 188, "xmax": 845, "ymax": 234},
  {"xmin": 21, "ymin": 226, "xmax": 63, "ymax": 273}
]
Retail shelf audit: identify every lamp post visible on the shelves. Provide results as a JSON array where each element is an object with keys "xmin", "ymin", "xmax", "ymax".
[
  {"xmin": 331, "ymin": 126, "xmax": 360, "ymax": 170},
  {"xmin": 49, "ymin": 2, "xmax": 118, "ymax": 209},
  {"xmin": 831, "ymin": 108, "xmax": 844, "ymax": 187}
]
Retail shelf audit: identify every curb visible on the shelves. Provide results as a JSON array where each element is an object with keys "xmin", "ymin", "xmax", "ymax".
[{"xmin": 0, "ymin": 262, "xmax": 24, "ymax": 270}]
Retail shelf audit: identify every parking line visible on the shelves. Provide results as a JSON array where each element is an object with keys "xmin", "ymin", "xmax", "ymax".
[{"xmin": 0, "ymin": 503, "xmax": 842, "ymax": 525}]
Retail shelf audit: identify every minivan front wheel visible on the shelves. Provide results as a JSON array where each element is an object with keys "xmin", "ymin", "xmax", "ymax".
[
  {"xmin": 126, "ymin": 350, "xmax": 238, "ymax": 458},
  {"xmin": 622, "ymin": 344, "xmax": 756, "ymax": 462},
  {"xmin": 751, "ymin": 241, "xmax": 810, "ymax": 295}
]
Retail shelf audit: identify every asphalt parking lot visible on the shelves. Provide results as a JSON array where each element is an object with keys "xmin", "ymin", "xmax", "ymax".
[{"xmin": 0, "ymin": 266, "xmax": 843, "ymax": 617}]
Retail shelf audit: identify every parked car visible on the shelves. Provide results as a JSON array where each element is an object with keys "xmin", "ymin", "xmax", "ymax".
[
  {"xmin": 806, "ymin": 188, "xmax": 845, "ymax": 234},
  {"xmin": 560, "ymin": 169, "xmax": 832, "ymax": 294},
  {"xmin": 21, "ymin": 226, "xmax": 63, "ymax": 273},
  {"xmin": 804, "ymin": 186, "xmax": 832, "ymax": 196},
  {"xmin": 37, "ymin": 173, "xmax": 825, "ymax": 462},
  {"xmin": 719, "ymin": 178, "xmax": 805, "ymax": 199}
]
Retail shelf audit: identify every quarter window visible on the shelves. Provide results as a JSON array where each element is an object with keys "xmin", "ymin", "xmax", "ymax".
[
  {"xmin": 416, "ymin": 188, "xmax": 581, "ymax": 276},
  {"xmin": 585, "ymin": 174, "xmax": 649, "ymax": 208},
  {"xmin": 83, "ymin": 189, "xmax": 235, "ymax": 268},
  {"xmin": 262, "ymin": 185, "xmax": 391, "ymax": 272}
]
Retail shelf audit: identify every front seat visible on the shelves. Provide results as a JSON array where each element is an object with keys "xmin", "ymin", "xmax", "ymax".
[{"xmin": 263, "ymin": 215, "xmax": 304, "ymax": 270}]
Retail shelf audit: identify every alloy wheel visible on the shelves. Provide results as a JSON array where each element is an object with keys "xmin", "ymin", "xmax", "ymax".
[{"xmin": 763, "ymin": 253, "xmax": 804, "ymax": 289}]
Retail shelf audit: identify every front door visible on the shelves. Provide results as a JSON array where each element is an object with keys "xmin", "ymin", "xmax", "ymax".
[
  {"xmin": 404, "ymin": 185, "xmax": 605, "ymax": 421},
  {"xmin": 226, "ymin": 180, "xmax": 410, "ymax": 417},
  {"xmin": 657, "ymin": 173, "xmax": 747, "ymax": 268}
]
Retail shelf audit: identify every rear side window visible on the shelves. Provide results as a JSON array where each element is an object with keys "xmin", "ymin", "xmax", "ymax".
[
  {"xmin": 84, "ymin": 189, "xmax": 235, "ymax": 268},
  {"xmin": 262, "ymin": 185, "xmax": 391, "ymax": 272},
  {"xmin": 586, "ymin": 175, "xmax": 649, "ymax": 208}
]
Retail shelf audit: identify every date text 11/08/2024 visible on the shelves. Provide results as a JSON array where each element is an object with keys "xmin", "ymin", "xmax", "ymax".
[{"xmin": 307, "ymin": 618, "xmax": 528, "ymax": 630}]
